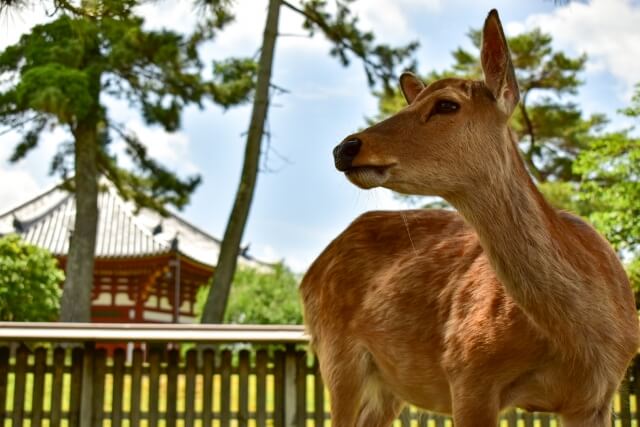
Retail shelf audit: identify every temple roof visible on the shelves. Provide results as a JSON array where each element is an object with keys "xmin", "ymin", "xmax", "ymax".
[{"xmin": 0, "ymin": 181, "xmax": 268, "ymax": 269}]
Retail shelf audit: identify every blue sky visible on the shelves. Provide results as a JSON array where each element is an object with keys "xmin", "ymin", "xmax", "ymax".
[{"xmin": 1, "ymin": 0, "xmax": 640, "ymax": 271}]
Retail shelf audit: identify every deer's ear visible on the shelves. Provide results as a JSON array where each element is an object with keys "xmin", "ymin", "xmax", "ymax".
[
  {"xmin": 399, "ymin": 72, "xmax": 425, "ymax": 104},
  {"xmin": 481, "ymin": 9, "xmax": 519, "ymax": 116}
]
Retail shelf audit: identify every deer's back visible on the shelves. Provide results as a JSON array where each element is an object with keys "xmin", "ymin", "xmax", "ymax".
[{"xmin": 300, "ymin": 209, "xmax": 553, "ymax": 412}]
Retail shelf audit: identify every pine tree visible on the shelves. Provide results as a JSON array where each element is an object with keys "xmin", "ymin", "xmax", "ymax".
[
  {"xmin": 573, "ymin": 84, "xmax": 640, "ymax": 290},
  {"xmin": 0, "ymin": 1, "xmax": 255, "ymax": 321}
]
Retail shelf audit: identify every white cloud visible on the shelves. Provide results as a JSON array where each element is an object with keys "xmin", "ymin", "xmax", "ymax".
[
  {"xmin": 351, "ymin": 0, "xmax": 441, "ymax": 43},
  {"xmin": 518, "ymin": 0, "xmax": 640, "ymax": 99},
  {"xmin": 111, "ymin": 118, "xmax": 199, "ymax": 176},
  {"xmin": 199, "ymin": 0, "xmax": 431, "ymax": 63},
  {"xmin": 134, "ymin": 0, "xmax": 199, "ymax": 32},
  {"xmin": 251, "ymin": 244, "xmax": 281, "ymax": 263},
  {"xmin": 100, "ymin": 96, "xmax": 198, "ymax": 176},
  {"xmin": 251, "ymin": 242, "xmax": 310, "ymax": 273},
  {"xmin": 205, "ymin": 1, "xmax": 326, "ymax": 59},
  {"xmin": 0, "ymin": 4, "xmax": 51, "ymax": 50},
  {"xmin": 0, "ymin": 116, "xmax": 197, "ymax": 213},
  {"xmin": 504, "ymin": 21, "xmax": 525, "ymax": 37},
  {"xmin": 0, "ymin": 127, "xmax": 64, "ymax": 212},
  {"xmin": 251, "ymin": 241, "xmax": 327, "ymax": 273},
  {"xmin": 0, "ymin": 169, "xmax": 42, "ymax": 212}
]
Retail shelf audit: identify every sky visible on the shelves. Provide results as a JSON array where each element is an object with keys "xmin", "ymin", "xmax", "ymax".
[{"xmin": 1, "ymin": 0, "xmax": 640, "ymax": 272}]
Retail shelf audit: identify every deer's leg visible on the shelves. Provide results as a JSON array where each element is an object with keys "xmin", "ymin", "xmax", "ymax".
[
  {"xmin": 355, "ymin": 380, "xmax": 403, "ymax": 427},
  {"xmin": 450, "ymin": 381, "xmax": 499, "ymax": 427},
  {"xmin": 317, "ymin": 344, "xmax": 368, "ymax": 427}
]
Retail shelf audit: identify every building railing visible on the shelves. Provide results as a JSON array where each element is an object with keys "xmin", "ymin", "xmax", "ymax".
[{"xmin": 0, "ymin": 322, "xmax": 638, "ymax": 426}]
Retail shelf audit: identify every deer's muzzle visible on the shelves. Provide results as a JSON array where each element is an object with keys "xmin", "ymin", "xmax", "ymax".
[{"xmin": 333, "ymin": 138, "xmax": 362, "ymax": 172}]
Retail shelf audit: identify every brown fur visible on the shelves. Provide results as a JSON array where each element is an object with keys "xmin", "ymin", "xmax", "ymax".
[{"xmin": 301, "ymin": 9, "xmax": 639, "ymax": 427}]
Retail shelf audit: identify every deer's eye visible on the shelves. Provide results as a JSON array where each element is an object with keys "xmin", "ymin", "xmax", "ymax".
[{"xmin": 433, "ymin": 100, "xmax": 460, "ymax": 115}]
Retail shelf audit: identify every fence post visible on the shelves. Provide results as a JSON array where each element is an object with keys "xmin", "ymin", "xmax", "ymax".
[
  {"xmin": 505, "ymin": 409, "xmax": 517, "ymax": 426},
  {"xmin": 312, "ymin": 357, "xmax": 325, "ymax": 426},
  {"xmin": 11, "ymin": 345, "xmax": 27, "ymax": 426},
  {"xmin": 0, "ymin": 346, "xmax": 8, "ymax": 427},
  {"xmin": 32, "ymin": 347, "xmax": 47, "ymax": 427},
  {"xmin": 284, "ymin": 344, "xmax": 297, "ymax": 426},
  {"xmin": 79, "ymin": 342, "xmax": 95, "ymax": 427},
  {"xmin": 635, "ymin": 358, "xmax": 640, "ymax": 425},
  {"xmin": 619, "ymin": 369, "xmax": 632, "ymax": 427}
]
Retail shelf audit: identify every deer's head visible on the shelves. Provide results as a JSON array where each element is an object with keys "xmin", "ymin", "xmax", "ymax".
[{"xmin": 333, "ymin": 10, "xmax": 520, "ymax": 198}]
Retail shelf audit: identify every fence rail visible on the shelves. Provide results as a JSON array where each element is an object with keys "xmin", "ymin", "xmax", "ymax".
[
  {"xmin": 0, "ymin": 322, "xmax": 638, "ymax": 426},
  {"xmin": 0, "ymin": 322, "xmax": 308, "ymax": 343}
]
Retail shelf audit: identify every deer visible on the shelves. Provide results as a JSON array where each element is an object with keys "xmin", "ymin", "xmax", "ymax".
[{"xmin": 300, "ymin": 9, "xmax": 639, "ymax": 427}]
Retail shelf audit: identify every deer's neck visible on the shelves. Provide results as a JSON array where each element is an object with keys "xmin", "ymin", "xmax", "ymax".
[{"xmin": 449, "ymin": 132, "xmax": 582, "ymax": 335}]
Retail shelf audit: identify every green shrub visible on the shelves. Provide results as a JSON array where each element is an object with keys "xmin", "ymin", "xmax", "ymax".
[
  {"xmin": 197, "ymin": 263, "xmax": 302, "ymax": 324},
  {"xmin": 0, "ymin": 234, "xmax": 64, "ymax": 321}
]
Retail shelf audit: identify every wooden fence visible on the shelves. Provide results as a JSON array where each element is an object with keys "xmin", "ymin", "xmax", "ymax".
[{"xmin": 0, "ymin": 322, "xmax": 638, "ymax": 426}]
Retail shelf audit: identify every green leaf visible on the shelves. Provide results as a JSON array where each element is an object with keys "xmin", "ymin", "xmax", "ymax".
[
  {"xmin": 0, "ymin": 234, "xmax": 63, "ymax": 321},
  {"xmin": 196, "ymin": 264, "xmax": 302, "ymax": 325}
]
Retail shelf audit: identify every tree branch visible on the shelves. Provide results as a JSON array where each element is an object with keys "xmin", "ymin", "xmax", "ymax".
[
  {"xmin": 0, "ymin": 113, "xmax": 41, "ymax": 136},
  {"xmin": 519, "ymin": 91, "xmax": 543, "ymax": 181},
  {"xmin": 280, "ymin": 0, "xmax": 406, "ymax": 86}
]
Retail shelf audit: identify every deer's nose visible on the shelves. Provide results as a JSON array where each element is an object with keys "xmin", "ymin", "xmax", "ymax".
[{"xmin": 333, "ymin": 138, "xmax": 362, "ymax": 172}]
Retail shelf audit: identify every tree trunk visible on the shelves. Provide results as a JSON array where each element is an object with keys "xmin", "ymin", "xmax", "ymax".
[
  {"xmin": 201, "ymin": 0, "xmax": 281, "ymax": 324},
  {"xmin": 59, "ymin": 118, "xmax": 99, "ymax": 322}
]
